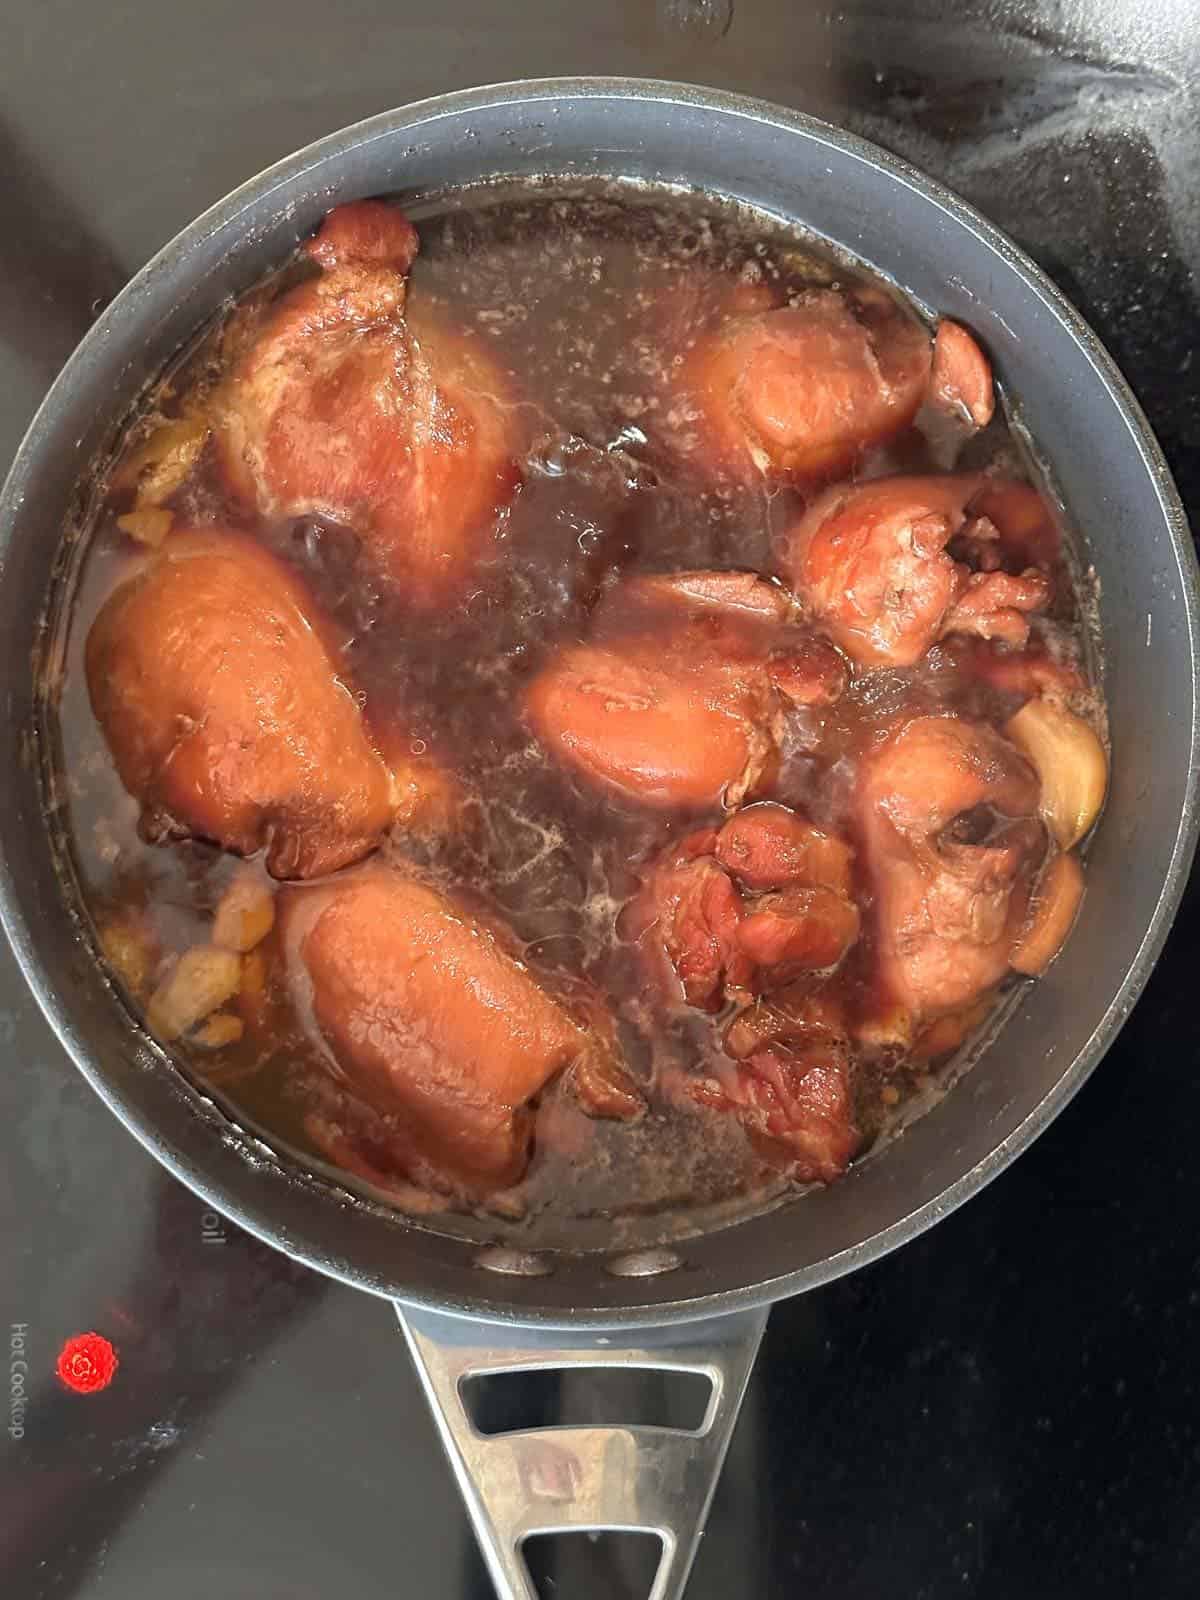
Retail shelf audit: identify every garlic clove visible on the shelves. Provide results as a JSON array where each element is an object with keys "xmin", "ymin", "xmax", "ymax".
[
  {"xmin": 1010, "ymin": 850, "xmax": 1085, "ymax": 976},
  {"xmin": 1004, "ymin": 698, "xmax": 1108, "ymax": 850}
]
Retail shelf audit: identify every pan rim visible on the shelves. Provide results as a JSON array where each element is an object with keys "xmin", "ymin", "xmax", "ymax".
[{"xmin": 1, "ymin": 75, "xmax": 1196, "ymax": 1330}]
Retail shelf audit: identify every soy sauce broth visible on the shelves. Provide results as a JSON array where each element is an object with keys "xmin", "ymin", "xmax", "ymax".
[{"xmin": 48, "ymin": 179, "xmax": 1097, "ymax": 1250}]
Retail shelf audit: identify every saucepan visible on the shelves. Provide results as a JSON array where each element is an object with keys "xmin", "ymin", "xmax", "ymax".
[{"xmin": 0, "ymin": 78, "xmax": 1196, "ymax": 1600}]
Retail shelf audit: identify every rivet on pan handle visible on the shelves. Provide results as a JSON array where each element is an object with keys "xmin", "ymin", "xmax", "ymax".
[{"xmin": 397, "ymin": 1303, "xmax": 769, "ymax": 1600}]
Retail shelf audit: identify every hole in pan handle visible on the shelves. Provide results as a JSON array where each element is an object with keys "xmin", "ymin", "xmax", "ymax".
[{"xmin": 396, "ymin": 1303, "xmax": 769, "ymax": 1600}]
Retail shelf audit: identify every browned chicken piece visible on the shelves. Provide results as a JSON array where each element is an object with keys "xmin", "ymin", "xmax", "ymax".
[
  {"xmin": 627, "ymin": 805, "xmax": 859, "ymax": 1010},
  {"xmin": 941, "ymin": 569, "xmax": 1053, "ymax": 645},
  {"xmin": 776, "ymin": 475, "xmax": 1052, "ymax": 668},
  {"xmin": 283, "ymin": 868, "xmax": 638, "ymax": 1198},
  {"xmin": 216, "ymin": 200, "xmax": 520, "ymax": 610},
  {"xmin": 725, "ymin": 805, "xmax": 860, "ymax": 986},
  {"xmin": 685, "ymin": 287, "xmax": 933, "ymax": 483},
  {"xmin": 727, "ymin": 1044, "xmax": 858, "ymax": 1184},
  {"xmin": 86, "ymin": 530, "xmax": 394, "ymax": 878},
  {"xmin": 525, "ymin": 641, "xmax": 770, "ymax": 813},
  {"xmin": 965, "ymin": 478, "xmax": 1062, "ymax": 572},
  {"xmin": 929, "ymin": 319, "xmax": 996, "ymax": 429},
  {"xmin": 692, "ymin": 995, "xmax": 860, "ymax": 1183},
  {"xmin": 858, "ymin": 714, "xmax": 1045, "ymax": 1026},
  {"xmin": 624, "ymin": 843, "xmax": 753, "ymax": 1012},
  {"xmin": 525, "ymin": 570, "xmax": 845, "ymax": 811},
  {"xmin": 671, "ymin": 244, "xmax": 1004, "ymax": 489},
  {"xmin": 944, "ymin": 637, "xmax": 1086, "ymax": 710}
]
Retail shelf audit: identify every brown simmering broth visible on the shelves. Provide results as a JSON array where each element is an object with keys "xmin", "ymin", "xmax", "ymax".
[{"xmin": 50, "ymin": 181, "xmax": 1099, "ymax": 1249}]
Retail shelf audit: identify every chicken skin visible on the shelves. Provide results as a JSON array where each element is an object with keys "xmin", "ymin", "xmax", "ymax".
[
  {"xmin": 715, "ymin": 802, "xmax": 854, "ymax": 894},
  {"xmin": 628, "ymin": 845, "xmax": 752, "ymax": 1012},
  {"xmin": 859, "ymin": 715, "xmax": 1045, "ymax": 1025},
  {"xmin": 217, "ymin": 200, "xmax": 519, "ymax": 609},
  {"xmin": 86, "ymin": 530, "xmax": 393, "ymax": 878},
  {"xmin": 683, "ymin": 280, "xmax": 993, "ymax": 486},
  {"xmin": 685, "ymin": 287, "xmax": 932, "ymax": 482},
  {"xmin": 282, "ymin": 868, "xmax": 632, "ymax": 1197},
  {"xmin": 525, "ymin": 571, "xmax": 846, "ymax": 811},
  {"xmin": 722, "ymin": 1039, "xmax": 858, "ymax": 1184},
  {"xmin": 776, "ymin": 475, "xmax": 1052, "ymax": 668}
]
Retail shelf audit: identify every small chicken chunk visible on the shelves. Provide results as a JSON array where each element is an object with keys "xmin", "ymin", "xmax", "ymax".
[
  {"xmin": 767, "ymin": 636, "xmax": 848, "ymax": 707},
  {"xmin": 859, "ymin": 715, "xmax": 1045, "ymax": 1024},
  {"xmin": 217, "ymin": 200, "xmax": 519, "ymax": 609},
  {"xmin": 929, "ymin": 319, "xmax": 995, "ymax": 429},
  {"xmin": 690, "ymin": 996, "xmax": 860, "ymax": 1183},
  {"xmin": 941, "ymin": 569, "xmax": 1054, "ymax": 645},
  {"xmin": 777, "ymin": 475, "xmax": 1052, "ymax": 668},
  {"xmin": 283, "ymin": 869, "xmax": 604, "ymax": 1195},
  {"xmin": 945, "ymin": 638, "xmax": 1086, "ymax": 709},
  {"xmin": 730, "ymin": 1046, "xmax": 858, "ymax": 1182},
  {"xmin": 626, "ymin": 848, "xmax": 752, "ymax": 1013},
  {"xmin": 526, "ymin": 570, "xmax": 842, "ymax": 811},
  {"xmin": 685, "ymin": 287, "xmax": 933, "ymax": 483},
  {"xmin": 86, "ymin": 530, "xmax": 394, "ymax": 878},
  {"xmin": 736, "ymin": 887, "xmax": 861, "ymax": 973},
  {"xmin": 966, "ymin": 479, "xmax": 1061, "ymax": 572},
  {"xmin": 627, "ymin": 806, "xmax": 859, "ymax": 1010}
]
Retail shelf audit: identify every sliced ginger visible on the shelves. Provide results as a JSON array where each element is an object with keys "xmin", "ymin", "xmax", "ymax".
[
  {"xmin": 116, "ymin": 508, "xmax": 173, "ymax": 548},
  {"xmin": 114, "ymin": 415, "xmax": 209, "ymax": 506}
]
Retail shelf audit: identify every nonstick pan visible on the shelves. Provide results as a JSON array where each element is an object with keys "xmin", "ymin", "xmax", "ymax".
[{"xmin": 1, "ymin": 78, "xmax": 1196, "ymax": 1600}]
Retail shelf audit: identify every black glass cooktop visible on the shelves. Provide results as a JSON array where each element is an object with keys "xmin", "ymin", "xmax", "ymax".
[{"xmin": 3, "ymin": 4, "xmax": 1198, "ymax": 1596}]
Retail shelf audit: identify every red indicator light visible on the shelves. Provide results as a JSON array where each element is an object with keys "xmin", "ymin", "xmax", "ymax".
[{"xmin": 56, "ymin": 1332, "xmax": 119, "ymax": 1394}]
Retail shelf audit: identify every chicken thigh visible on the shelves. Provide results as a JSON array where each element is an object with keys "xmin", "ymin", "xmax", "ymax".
[
  {"xmin": 525, "ymin": 570, "xmax": 846, "ymax": 811},
  {"xmin": 283, "ymin": 868, "xmax": 636, "ymax": 1197},
  {"xmin": 86, "ymin": 530, "xmax": 394, "ymax": 878},
  {"xmin": 217, "ymin": 200, "xmax": 520, "ymax": 609},
  {"xmin": 858, "ymin": 715, "xmax": 1044, "ymax": 1026},
  {"xmin": 683, "ymin": 281, "xmax": 993, "ymax": 486},
  {"xmin": 776, "ymin": 475, "xmax": 1052, "ymax": 668}
]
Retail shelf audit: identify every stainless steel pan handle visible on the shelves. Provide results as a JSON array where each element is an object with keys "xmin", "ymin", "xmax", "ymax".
[{"xmin": 397, "ymin": 1303, "xmax": 768, "ymax": 1600}]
